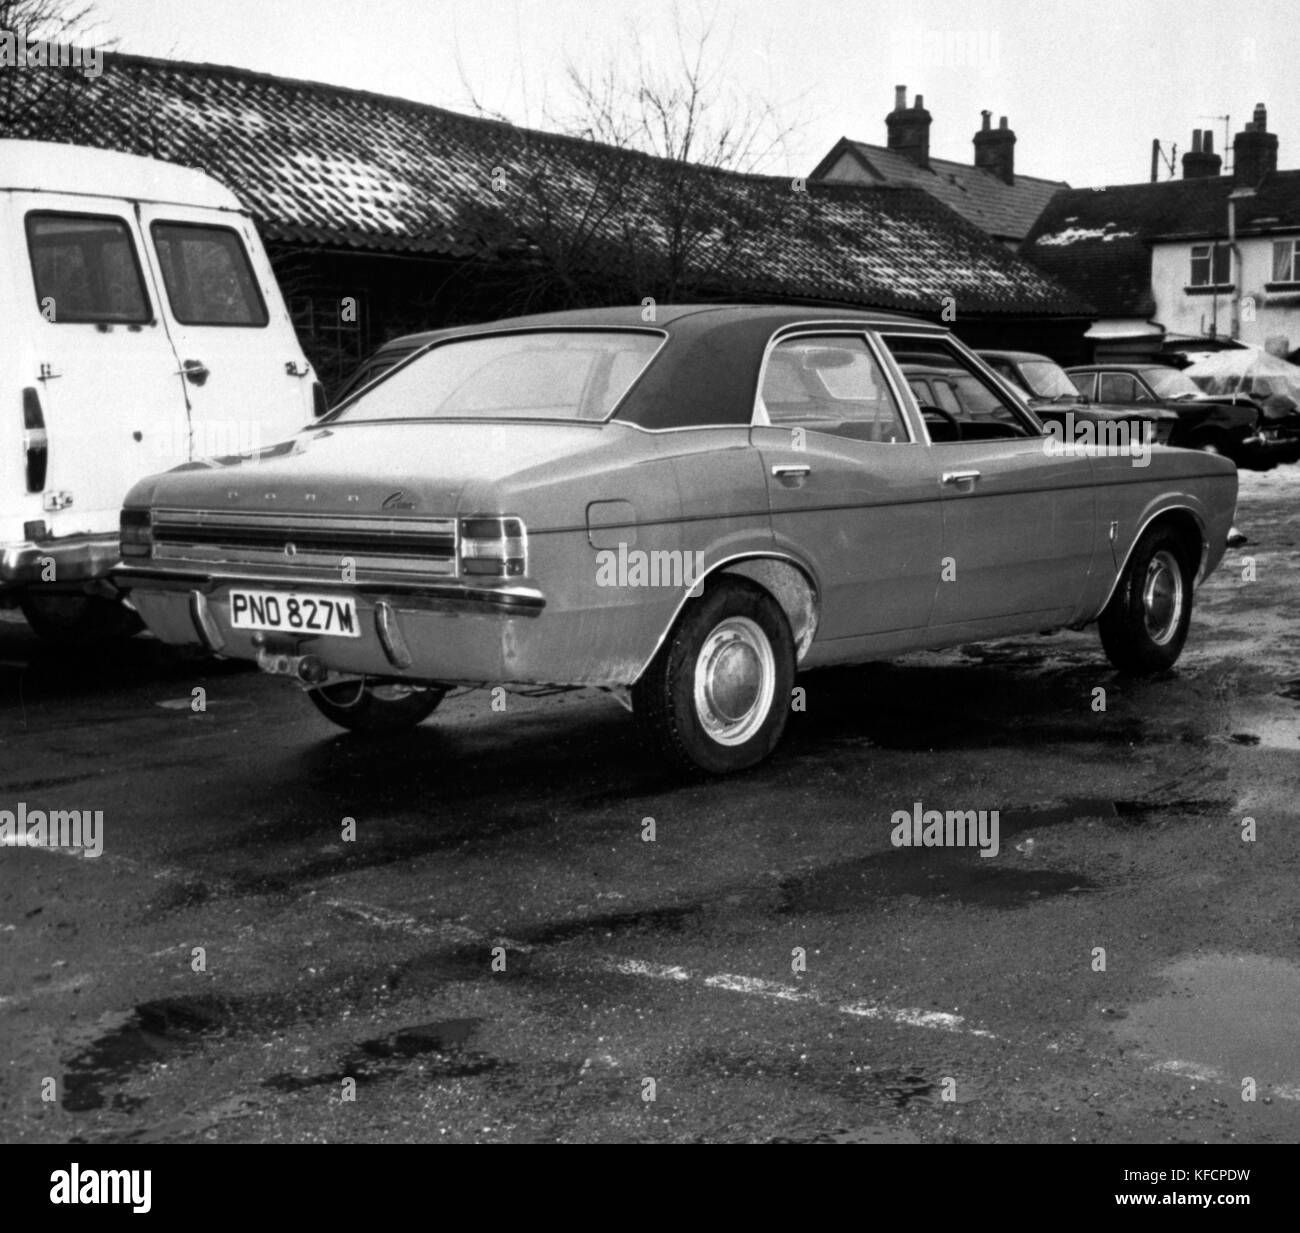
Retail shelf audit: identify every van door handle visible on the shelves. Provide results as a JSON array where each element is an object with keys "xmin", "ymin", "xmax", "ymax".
[
  {"xmin": 180, "ymin": 359, "xmax": 209, "ymax": 386},
  {"xmin": 942, "ymin": 470, "xmax": 981, "ymax": 485},
  {"xmin": 285, "ymin": 360, "xmax": 311, "ymax": 378}
]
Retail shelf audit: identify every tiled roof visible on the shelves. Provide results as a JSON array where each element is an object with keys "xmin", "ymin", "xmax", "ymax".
[
  {"xmin": 812, "ymin": 139, "xmax": 1068, "ymax": 243},
  {"xmin": 2, "ymin": 52, "xmax": 1089, "ymax": 317},
  {"xmin": 1023, "ymin": 172, "xmax": 1300, "ymax": 317}
]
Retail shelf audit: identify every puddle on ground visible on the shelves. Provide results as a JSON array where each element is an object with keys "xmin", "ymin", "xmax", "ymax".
[
  {"xmin": 62, "ymin": 996, "xmax": 241, "ymax": 1112},
  {"xmin": 263, "ymin": 1018, "xmax": 499, "ymax": 1092},
  {"xmin": 781, "ymin": 849, "xmax": 1098, "ymax": 913},
  {"xmin": 1215, "ymin": 717, "xmax": 1300, "ymax": 750},
  {"xmin": 1113, "ymin": 953, "xmax": 1300, "ymax": 1098},
  {"xmin": 999, "ymin": 797, "xmax": 1230, "ymax": 835},
  {"xmin": 1278, "ymin": 678, "xmax": 1300, "ymax": 703}
]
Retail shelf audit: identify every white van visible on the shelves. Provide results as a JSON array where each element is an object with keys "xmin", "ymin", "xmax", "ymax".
[{"xmin": 0, "ymin": 140, "xmax": 323, "ymax": 640}]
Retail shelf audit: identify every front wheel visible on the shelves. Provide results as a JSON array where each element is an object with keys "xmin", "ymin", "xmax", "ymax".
[
  {"xmin": 307, "ymin": 679, "xmax": 447, "ymax": 734},
  {"xmin": 1098, "ymin": 527, "xmax": 1194, "ymax": 674},
  {"xmin": 632, "ymin": 578, "xmax": 795, "ymax": 774}
]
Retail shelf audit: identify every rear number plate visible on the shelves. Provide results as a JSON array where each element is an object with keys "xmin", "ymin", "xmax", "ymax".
[{"xmin": 229, "ymin": 590, "xmax": 360, "ymax": 638}]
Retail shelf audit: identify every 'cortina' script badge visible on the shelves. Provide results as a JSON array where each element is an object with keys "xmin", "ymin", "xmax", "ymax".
[{"xmin": 382, "ymin": 490, "xmax": 416, "ymax": 510}]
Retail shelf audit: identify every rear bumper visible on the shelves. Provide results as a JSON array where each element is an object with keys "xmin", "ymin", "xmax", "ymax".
[
  {"xmin": 112, "ymin": 564, "xmax": 547, "ymax": 682},
  {"xmin": 0, "ymin": 533, "xmax": 120, "ymax": 590}
]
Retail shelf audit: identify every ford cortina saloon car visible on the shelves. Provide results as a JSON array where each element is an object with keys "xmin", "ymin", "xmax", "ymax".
[{"xmin": 113, "ymin": 306, "xmax": 1238, "ymax": 774}]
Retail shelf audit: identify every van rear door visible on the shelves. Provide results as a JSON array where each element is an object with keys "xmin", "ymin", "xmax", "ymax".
[
  {"xmin": 15, "ymin": 196, "xmax": 191, "ymax": 540},
  {"xmin": 138, "ymin": 205, "xmax": 315, "ymax": 460}
]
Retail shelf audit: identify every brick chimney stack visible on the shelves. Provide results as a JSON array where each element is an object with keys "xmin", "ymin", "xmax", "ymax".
[
  {"xmin": 1234, "ymin": 103, "xmax": 1278, "ymax": 184},
  {"xmin": 1182, "ymin": 128, "xmax": 1223, "ymax": 178},
  {"xmin": 973, "ymin": 111, "xmax": 1016, "ymax": 185},
  {"xmin": 885, "ymin": 85, "xmax": 932, "ymax": 169}
]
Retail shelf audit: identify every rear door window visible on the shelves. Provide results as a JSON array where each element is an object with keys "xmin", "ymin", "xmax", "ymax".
[
  {"xmin": 1098, "ymin": 372, "xmax": 1139, "ymax": 402},
  {"xmin": 150, "ymin": 222, "xmax": 269, "ymax": 326},
  {"xmin": 25, "ymin": 212, "xmax": 151, "ymax": 324}
]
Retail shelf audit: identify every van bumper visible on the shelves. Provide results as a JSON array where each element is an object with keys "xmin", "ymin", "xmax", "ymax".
[{"xmin": 0, "ymin": 533, "xmax": 121, "ymax": 590}]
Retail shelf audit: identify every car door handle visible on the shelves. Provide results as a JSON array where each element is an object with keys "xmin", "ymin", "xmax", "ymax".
[
  {"xmin": 179, "ymin": 359, "xmax": 210, "ymax": 386},
  {"xmin": 941, "ymin": 470, "xmax": 981, "ymax": 485},
  {"xmin": 771, "ymin": 464, "xmax": 811, "ymax": 487}
]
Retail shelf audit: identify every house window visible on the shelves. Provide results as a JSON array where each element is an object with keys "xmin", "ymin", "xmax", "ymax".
[
  {"xmin": 1272, "ymin": 239, "xmax": 1300, "ymax": 283},
  {"xmin": 1189, "ymin": 243, "xmax": 1231, "ymax": 287}
]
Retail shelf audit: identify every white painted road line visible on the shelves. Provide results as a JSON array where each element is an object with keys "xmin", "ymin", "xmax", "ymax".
[{"xmin": 325, "ymin": 897, "xmax": 1000, "ymax": 1041}]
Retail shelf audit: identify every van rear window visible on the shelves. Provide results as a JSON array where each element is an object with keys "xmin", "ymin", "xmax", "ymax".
[
  {"xmin": 25, "ymin": 213, "xmax": 151, "ymax": 324},
  {"xmin": 151, "ymin": 222, "xmax": 269, "ymax": 327}
]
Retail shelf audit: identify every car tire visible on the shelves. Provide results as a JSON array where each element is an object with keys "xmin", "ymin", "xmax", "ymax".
[
  {"xmin": 307, "ymin": 679, "xmax": 447, "ymax": 733},
  {"xmin": 1098, "ymin": 526, "xmax": 1195, "ymax": 674},
  {"xmin": 20, "ymin": 592, "xmax": 144, "ymax": 644},
  {"xmin": 632, "ymin": 578, "xmax": 795, "ymax": 774}
]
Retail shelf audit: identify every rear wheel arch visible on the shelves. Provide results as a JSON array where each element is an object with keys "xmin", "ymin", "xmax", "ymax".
[{"xmin": 716, "ymin": 556, "xmax": 819, "ymax": 660}]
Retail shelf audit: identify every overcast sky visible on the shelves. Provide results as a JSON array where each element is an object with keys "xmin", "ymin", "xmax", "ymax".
[{"xmin": 82, "ymin": 0, "xmax": 1294, "ymax": 188}]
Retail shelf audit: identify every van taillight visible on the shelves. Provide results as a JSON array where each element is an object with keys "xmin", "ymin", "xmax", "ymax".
[
  {"xmin": 312, "ymin": 380, "xmax": 328, "ymax": 418},
  {"xmin": 22, "ymin": 387, "xmax": 48, "ymax": 492}
]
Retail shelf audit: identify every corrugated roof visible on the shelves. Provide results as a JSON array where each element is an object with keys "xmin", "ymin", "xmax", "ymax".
[
  {"xmin": 1023, "ymin": 172, "xmax": 1300, "ymax": 317},
  {"xmin": 814, "ymin": 139, "xmax": 1068, "ymax": 243},
  {"xmin": 1, "ymin": 52, "xmax": 1089, "ymax": 317}
]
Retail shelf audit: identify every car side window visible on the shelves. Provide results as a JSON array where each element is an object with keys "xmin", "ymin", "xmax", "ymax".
[
  {"xmin": 25, "ymin": 212, "xmax": 151, "ymax": 324},
  {"xmin": 1098, "ymin": 372, "xmax": 1138, "ymax": 402},
  {"xmin": 1070, "ymin": 372, "xmax": 1095, "ymax": 399},
  {"xmin": 882, "ymin": 334, "xmax": 1037, "ymax": 441},
  {"xmin": 150, "ymin": 222, "xmax": 269, "ymax": 327},
  {"xmin": 758, "ymin": 334, "xmax": 908, "ymax": 443}
]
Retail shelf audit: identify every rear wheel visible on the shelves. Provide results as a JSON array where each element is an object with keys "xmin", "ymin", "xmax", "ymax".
[
  {"xmin": 20, "ymin": 592, "xmax": 143, "ymax": 644},
  {"xmin": 632, "ymin": 578, "xmax": 795, "ymax": 774},
  {"xmin": 307, "ymin": 679, "xmax": 447, "ymax": 733},
  {"xmin": 1098, "ymin": 526, "xmax": 1195, "ymax": 673}
]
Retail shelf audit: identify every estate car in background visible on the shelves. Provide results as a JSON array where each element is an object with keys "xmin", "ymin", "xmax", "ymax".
[{"xmin": 114, "ymin": 306, "xmax": 1238, "ymax": 775}]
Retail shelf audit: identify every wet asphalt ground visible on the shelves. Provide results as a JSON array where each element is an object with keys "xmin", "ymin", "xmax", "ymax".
[{"xmin": 1, "ymin": 469, "xmax": 1298, "ymax": 1144}]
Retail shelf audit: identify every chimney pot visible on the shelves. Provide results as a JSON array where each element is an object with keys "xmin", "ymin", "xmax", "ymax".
[
  {"xmin": 1191, "ymin": 129, "xmax": 1202, "ymax": 152},
  {"xmin": 973, "ymin": 112, "xmax": 1016, "ymax": 184},
  {"xmin": 1234, "ymin": 103, "xmax": 1278, "ymax": 183},
  {"xmin": 885, "ymin": 85, "xmax": 932, "ymax": 168}
]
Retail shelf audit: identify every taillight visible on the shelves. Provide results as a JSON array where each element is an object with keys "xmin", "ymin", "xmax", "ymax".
[
  {"xmin": 459, "ymin": 517, "xmax": 527, "ymax": 577},
  {"xmin": 311, "ymin": 380, "xmax": 328, "ymax": 418},
  {"xmin": 22, "ymin": 387, "xmax": 47, "ymax": 492},
  {"xmin": 120, "ymin": 508, "xmax": 153, "ymax": 558}
]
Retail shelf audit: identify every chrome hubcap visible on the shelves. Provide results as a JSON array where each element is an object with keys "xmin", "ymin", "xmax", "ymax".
[
  {"xmin": 693, "ymin": 616, "xmax": 775, "ymax": 746},
  {"xmin": 1142, "ymin": 550, "xmax": 1184, "ymax": 645}
]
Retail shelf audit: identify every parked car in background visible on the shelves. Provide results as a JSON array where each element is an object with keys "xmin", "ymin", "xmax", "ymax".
[
  {"xmin": 978, "ymin": 349, "xmax": 1175, "ymax": 444},
  {"xmin": 1065, "ymin": 363, "xmax": 1293, "ymax": 468},
  {"xmin": 0, "ymin": 140, "xmax": 324, "ymax": 642},
  {"xmin": 114, "ymin": 306, "xmax": 1237, "ymax": 775}
]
